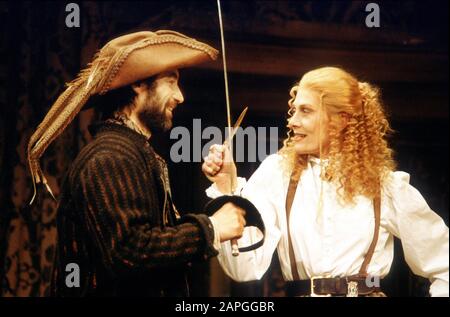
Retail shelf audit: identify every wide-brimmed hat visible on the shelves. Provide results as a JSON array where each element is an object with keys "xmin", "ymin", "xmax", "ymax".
[{"xmin": 28, "ymin": 30, "xmax": 218, "ymax": 203}]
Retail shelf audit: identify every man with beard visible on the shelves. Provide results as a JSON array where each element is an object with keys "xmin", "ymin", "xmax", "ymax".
[{"xmin": 27, "ymin": 31, "xmax": 246, "ymax": 296}]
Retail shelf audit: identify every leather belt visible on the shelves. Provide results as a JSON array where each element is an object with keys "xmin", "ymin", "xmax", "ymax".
[{"xmin": 286, "ymin": 276, "xmax": 382, "ymax": 297}]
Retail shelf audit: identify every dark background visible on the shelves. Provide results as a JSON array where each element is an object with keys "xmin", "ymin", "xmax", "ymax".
[{"xmin": 0, "ymin": 0, "xmax": 448, "ymax": 297}]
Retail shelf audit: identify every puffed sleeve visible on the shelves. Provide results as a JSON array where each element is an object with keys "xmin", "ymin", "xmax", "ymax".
[
  {"xmin": 383, "ymin": 171, "xmax": 449, "ymax": 297},
  {"xmin": 205, "ymin": 154, "xmax": 282, "ymax": 281}
]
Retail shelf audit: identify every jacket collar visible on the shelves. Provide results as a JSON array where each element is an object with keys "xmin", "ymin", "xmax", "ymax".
[{"xmin": 88, "ymin": 121, "xmax": 150, "ymax": 147}]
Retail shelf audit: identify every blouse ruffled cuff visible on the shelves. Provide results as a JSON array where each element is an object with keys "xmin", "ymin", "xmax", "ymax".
[{"xmin": 205, "ymin": 177, "xmax": 247, "ymax": 198}]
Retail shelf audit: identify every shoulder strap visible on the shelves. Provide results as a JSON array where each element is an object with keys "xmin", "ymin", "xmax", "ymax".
[
  {"xmin": 358, "ymin": 188, "xmax": 381, "ymax": 276},
  {"xmin": 285, "ymin": 171, "xmax": 300, "ymax": 280}
]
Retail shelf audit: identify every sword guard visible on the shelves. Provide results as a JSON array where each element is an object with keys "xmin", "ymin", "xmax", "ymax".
[{"xmin": 204, "ymin": 195, "xmax": 265, "ymax": 252}]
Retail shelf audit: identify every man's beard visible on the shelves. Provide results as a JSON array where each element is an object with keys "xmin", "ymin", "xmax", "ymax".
[{"xmin": 137, "ymin": 94, "xmax": 173, "ymax": 134}]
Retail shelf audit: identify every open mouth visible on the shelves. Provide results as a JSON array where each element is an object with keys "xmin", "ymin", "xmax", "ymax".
[{"xmin": 292, "ymin": 133, "xmax": 307, "ymax": 141}]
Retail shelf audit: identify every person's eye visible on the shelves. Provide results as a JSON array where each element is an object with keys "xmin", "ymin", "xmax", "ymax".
[
  {"xmin": 301, "ymin": 107, "xmax": 311, "ymax": 113},
  {"xmin": 288, "ymin": 107, "xmax": 296, "ymax": 116},
  {"xmin": 166, "ymin": 78, "xmax": 177, "ymax": 85}
]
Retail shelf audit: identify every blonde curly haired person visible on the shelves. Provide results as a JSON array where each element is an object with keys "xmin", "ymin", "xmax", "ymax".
[{"xmin": 203, "ymin": 67, "xmax": 449, "ymax": 297}]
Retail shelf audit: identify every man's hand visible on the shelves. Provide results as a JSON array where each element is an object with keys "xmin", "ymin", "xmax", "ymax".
[
  {"xmin": 210, "ymin": 202, "xmax": 246, "ymax": 242},
  {"xmin": 202, "ymin": 144, "xmax": 237, "ymax": 194}
]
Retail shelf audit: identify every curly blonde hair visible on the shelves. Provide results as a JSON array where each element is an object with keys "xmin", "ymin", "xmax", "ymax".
[{"xmin": 279, "ymin": 67, "xmax": 396, "ymax": 204}]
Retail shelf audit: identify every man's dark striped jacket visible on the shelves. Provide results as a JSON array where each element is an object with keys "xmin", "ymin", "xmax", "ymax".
[{"xmin": 52, "ymin": 122, "xmax": 217, "ymax": 296}]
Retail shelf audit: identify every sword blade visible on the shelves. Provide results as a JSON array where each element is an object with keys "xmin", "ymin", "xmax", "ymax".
[{"xmin": 224, "ymin": 106, "xmax": 248, "ymax": 145}]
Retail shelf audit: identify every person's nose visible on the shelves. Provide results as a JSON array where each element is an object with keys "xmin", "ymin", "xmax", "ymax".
[
  {"xmin": 287, "ymin": 110, "xmax": 301, "ymax": 129},
  {"xmin": 173, "ymin": 85, "xmax": 184, "ymax": 104}
]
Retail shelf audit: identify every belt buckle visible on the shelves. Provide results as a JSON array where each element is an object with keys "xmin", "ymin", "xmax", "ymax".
[
  {"xmin": 310, "ymin": 276, "xmax": 331, "ymax": 297},
  {"xmin": 346, "ymin": 278, "xmax": 359, "ymax": 297}
]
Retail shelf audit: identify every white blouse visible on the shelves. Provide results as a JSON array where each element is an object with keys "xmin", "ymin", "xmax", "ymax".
[{"xmin": 206, "ymin": 154, "xmax": 449, "ymax": 297}]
